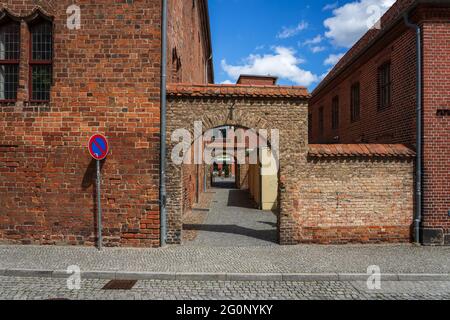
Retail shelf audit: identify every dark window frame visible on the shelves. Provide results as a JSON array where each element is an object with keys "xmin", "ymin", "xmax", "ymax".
[
  {"xmin": 0, "ymin": 18, "xmax": 20, "ymax": 103},
  {"xmin": 28, "ymin": 18, "xmax": 53, "ymax": 103},
  {"xmin": 308, "ymin": 113, "xmax": 313, "ymax": 138},
  {"xmin": 378, "ymin": 62, "xmax": 391, "ymax": 110},
  {"xmin": 350, "ymin": 82, "xmax": 360, "ymax": 122},
  {"xmin": 318, "ymin": 106, "xmax": 324, "ymax": 136},
  {"xmin": 331, "ymin": 96, "xmax": 339, "ymax": 130}
]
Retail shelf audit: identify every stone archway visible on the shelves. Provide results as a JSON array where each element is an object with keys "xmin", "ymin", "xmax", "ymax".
[{"xmin": 165, "ymin": 84, "xmax": 309, "ymax": 245}]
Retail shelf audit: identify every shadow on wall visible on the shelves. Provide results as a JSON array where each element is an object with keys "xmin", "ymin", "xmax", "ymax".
[
  {"xmin": 81, "ymin": 159, "xmax": 106, "ymax": 244},
  {"xmin": 82, "ymin": 159, "xmax": 105, "ymax": 190}
]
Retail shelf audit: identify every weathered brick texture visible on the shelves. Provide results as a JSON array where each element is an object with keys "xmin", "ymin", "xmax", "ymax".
[
  {"xmin": 166, "ymin": 84, "xmax": 414, "ymax": 245},
  {"xmin": 297, "ymin": 157, "xmax": 414, "ymax": 244},
  {"xmin": 421, "ymin": 12, "xmax": 450, "ymax": 245},
  {"xmin": 310, "ymin": 1, "xmax": 450, "ymax": 245},
  {"xmin": 166, "ymin": 84, "xmax": 309, "ymax": 244},
  {"xmin": 309, "ymin": 11, "xmax": 417, "ymax": 145},
  {"xmin": 0, "ymin": 0, "xmax": 211, "ymax": 247}
]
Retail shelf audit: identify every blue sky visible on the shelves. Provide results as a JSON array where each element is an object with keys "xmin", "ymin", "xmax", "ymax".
[{"xmin": 209, "ymin": 0, "xmax": 395, "ymax": 91}]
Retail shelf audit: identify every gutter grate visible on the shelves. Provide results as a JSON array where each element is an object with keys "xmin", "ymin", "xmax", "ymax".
[{"xmin": 102, "ymin": 280, "xmax": 137, "ymax": 290}]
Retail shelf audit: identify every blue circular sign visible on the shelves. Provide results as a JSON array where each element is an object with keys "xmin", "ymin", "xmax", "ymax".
[{"xmin": 88, "ymin": 134, "xmax": 109, "ymax": 160}]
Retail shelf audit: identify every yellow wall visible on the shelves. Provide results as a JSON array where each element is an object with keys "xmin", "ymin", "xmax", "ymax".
[{"xmin": 247, "ymin": 148, "xmax": 278, "ymax": 211}]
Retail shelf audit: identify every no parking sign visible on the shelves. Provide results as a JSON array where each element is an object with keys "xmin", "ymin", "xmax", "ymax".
[
  {"xmin": 88, "ymin": 134, "xmax": 109, "ymax": 160},
  {"xmin": 88, "ymin": 134, "xmax": 109, "ymax": 251}
]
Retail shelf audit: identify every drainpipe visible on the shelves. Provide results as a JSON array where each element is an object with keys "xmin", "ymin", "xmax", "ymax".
[
  {"xmin": 160, "ymin": 0, "xmax": 168, "ymax": 246},
  {"xmin": 404, "ymin": 13, "xmax": 422, "ymax": 245},
  {"xmin": 205, "ymin": 55, "xmax": 212, "ymax": 83}
]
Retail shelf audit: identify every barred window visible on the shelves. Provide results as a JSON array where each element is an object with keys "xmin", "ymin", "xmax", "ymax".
[
  {"xmin": 378, "ymin": 62, "xmax": 391, "ymax": 110},
  {"xmin": 29, "ymin": 20, "xmax": 52, "ymax": 102},
  {"xmin": 331, "ymin": 96, "xmax": 339, "ymax": 130},
  {"xmin": 0, "ymin": 20, "xmax": 20, "ymax": 101},
  {"xmin": 351, "ymin": 82, "xmax": 360, "ymax": 122}
]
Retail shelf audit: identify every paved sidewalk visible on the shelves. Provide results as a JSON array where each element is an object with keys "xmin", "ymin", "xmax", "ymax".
[{"xmin": 0, "ymin": 244, "xmax": 449, "ymax": 281}]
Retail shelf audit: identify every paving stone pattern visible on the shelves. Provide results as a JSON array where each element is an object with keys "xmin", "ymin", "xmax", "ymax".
[
  {"xmin": 184, "ymin": 186, "xmax": 277, "ymax": 247},
  {"xmin": 0, "ymin": 276, "xmax": 449, "ymax": 300}
]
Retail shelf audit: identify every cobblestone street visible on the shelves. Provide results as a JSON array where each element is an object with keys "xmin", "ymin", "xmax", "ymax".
[
  {"xmin": 0, "ymin": 276, "xmax": 449, "ymax": 300},
  {"xmin": 184, "ymin": 182, "xmax": 278, "ymax": 247}
]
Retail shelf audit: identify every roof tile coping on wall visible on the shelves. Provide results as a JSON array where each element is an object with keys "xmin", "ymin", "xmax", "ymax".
[
  {"xmin": 167, "ymin": 83, "xmax": 310, "ymax": 99},
  {"xmin": 308, "ymin": 144, "xmax": 416, "ymax": 158}
]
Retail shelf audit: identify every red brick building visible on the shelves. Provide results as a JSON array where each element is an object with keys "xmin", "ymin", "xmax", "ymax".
[
  {"xmin": 0, "ymin": 0, "xmax": 444, "ymax": 248},
  {"xmin": 309, "ymin": 0, "xmax": 450, "ymax": 245},
  {"xmin": 0, "ymin": 0, "xmax": 212, "ymax": 246}
]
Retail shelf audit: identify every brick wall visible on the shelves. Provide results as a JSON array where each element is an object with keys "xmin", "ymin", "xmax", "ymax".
[
  {"xmin": 166, "ymin": 84, "xmax": 415, "ymax": 245},
  {"xmin": 182, "ymin": 162, "xmax": 206, "ymax": 215},
  {"xmin": 167, "ymin": 0, "xmax": 212, "ymax": 84},
  {"xmin": 297, "ymin": 155, "xmax": 414, "ymax": 244},
  {"xmin": 309, "ymin": 2, "xmax": 450, "ymax": 245},
  {"xmin": 421, "ymin": 11, "xmax": 450, "ymax": 245},
  {"xmin": 309, "ymin": 23, "xmax": 417, "ymax": 145},
  {"xmin": 0, "ymin": 1, "xmax": 211, "ymax": 247},
  {"xmin": 166, "ymin": 84, "xmax": 309, "ymax": 245}
]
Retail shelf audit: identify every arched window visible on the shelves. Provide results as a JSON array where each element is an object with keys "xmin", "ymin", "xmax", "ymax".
[
  {"xmin": 0, "ymin": 15, "xmax": 20, "ymax": 102},
  {"xmin": 29, "ymin": 18, "xmax": 52, "ymax": 102}
]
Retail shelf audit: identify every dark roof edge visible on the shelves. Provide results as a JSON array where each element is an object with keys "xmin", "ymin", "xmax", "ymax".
[{"xmin": 311, "ymin": 0, "xmax": 448, "ymax": 99}]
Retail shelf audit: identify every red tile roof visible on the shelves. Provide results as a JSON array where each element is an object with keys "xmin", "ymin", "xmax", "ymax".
[
  {"xmin": 312, "ymin": 0, "xmax": 417, "ymax": 97},
  {"xmin": 308, "ymin": 144, "xmax": 416, "ymax": 158},
  {"xmin": 167, "ymin": 83, "xmax": 310, "ymax": 99}
]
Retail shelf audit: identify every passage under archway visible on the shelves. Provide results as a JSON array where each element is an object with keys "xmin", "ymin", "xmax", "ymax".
[
  {"xmin": 165, "ymin": 83, "xmax": 309, "ymax": 246},
  {"xmin": 179, "ymin": 125, "xmax": 279, "ymax": 247}
]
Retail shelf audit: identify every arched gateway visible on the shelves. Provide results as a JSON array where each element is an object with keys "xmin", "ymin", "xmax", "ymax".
[
  {"xmin": 165, "ymin": 83, "xmax": 414, "ymax": 246},
  {"xmin": 165, "ymin": 84, "xmax": 310, "ymax": 245}
]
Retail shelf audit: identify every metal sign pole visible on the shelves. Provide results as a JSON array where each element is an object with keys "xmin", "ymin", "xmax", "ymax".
[
  {"xmin": 96, "ymin": 159, "xmax": 102, "ymax": 251},
  {"xmin": 88, "ymin": 134, "xmax": 108, "ymax": 251}
]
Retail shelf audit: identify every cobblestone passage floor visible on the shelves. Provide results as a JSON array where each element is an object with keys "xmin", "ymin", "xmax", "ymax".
[
  {"xmin": 184, "ymin": 183, "xmax": 278, "ymax": 247},
  {"xmin": 0, "ymin": 276, "xmax": 449, "ymax": 300}
]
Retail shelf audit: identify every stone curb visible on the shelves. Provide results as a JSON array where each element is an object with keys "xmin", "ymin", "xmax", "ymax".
[{"xmin": 1, "ymin": 269, "xmax": 449, "ymax": 282}]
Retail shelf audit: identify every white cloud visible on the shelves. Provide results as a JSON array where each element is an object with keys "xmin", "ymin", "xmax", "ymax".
[
  {"xmin": 311, "ymin": 46, "xmax": 326, "ymax": 53},
  {"xmin": 324, "ymin": 0, "xmax": 395, "ymax": 48},
  {"xmin": 323, "ymin": 2, "xmax": 339, "ymax": 11},
  {"xmin": 302, "ymin": 35, "xmax": 324, "ymax": 46},
  {"xmin": 324, "ymin": 53, "xmax": 345, "ymax": 66},
  {"xmin": 220, "ymin": 80, "xmax": 233, "ymax": 85},
  {"xmin": 221, "ymin": 47, "xmax": 318, "ymax": 87},
  {"xmin": 277, "ymin": 21, "xmax": 308, "ymax": 39}
]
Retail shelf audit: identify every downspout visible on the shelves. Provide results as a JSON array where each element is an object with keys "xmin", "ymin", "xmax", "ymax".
[
  {"xmin": 205, "ymin": 54, "xmax": 213, "ymax": 83},
  {"xmin": 160, "ymin": 0, "xmax": 168, "ymax": 246},
  {"xmin": 404, "ymin": 12, "xmax": 422, "ymax": 245}
]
